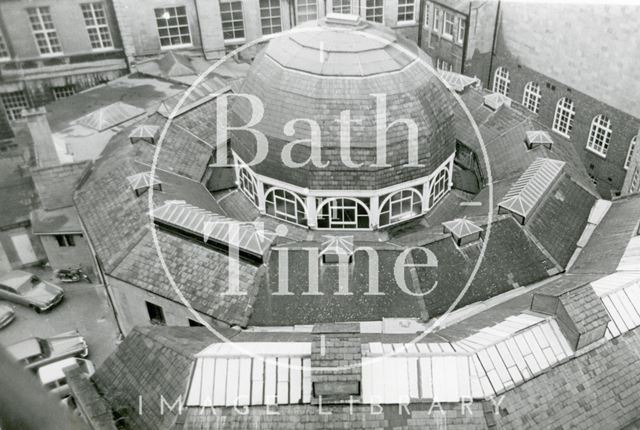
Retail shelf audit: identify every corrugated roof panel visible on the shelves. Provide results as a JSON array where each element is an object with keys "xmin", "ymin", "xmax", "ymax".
[
  {"xmin": 212, "ymin": 358, "xmax": 227, "ymax": 406},
  {"xmin": 360, "ymin": 315, "xmax": 571, "ymax": 402},
  {"xmin": 237, "ymin": 358, "xmax": 251, "ymax": 406},
  {"xmin": 188, "ymin": 342, "xmax": 313, "ymax": 407},
  {"xmin": 498, "ymin": 158, "xmax": 565, "ymax": 219},
  {"xmin": 591, "ymin": 272, "xmax": 640, "ymax": 296}
]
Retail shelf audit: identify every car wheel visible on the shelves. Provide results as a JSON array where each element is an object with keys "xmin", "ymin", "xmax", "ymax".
[{"xmin": 32, "ymin": 305, "xmax": 42, "ymax": 314}]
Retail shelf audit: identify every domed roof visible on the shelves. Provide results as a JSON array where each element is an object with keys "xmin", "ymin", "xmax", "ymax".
[{"xmin": 231, "ymin": 15, "xmax": 457, "ymax": 191}]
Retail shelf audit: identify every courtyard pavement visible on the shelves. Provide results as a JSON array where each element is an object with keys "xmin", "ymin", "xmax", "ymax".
[{"xmin": 0, "ymin": 267, "xmax": 121, "ymax": 367}]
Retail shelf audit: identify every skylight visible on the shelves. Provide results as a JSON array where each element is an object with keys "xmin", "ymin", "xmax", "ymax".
[
  {"xmin": 483, "ymin": 92, "xmax": 512, "ymax": 111},
  {"xmin": 126, "ymin": 171, "xmax": 162, "ymax": 196},
  {"xmin": 129, "ymin": 125, "xmax": 160, "ymax": 145},
  {"xmin": 442, "ymin": 218, "xmax": 483, "ymax": 246},
  {"xmin": 187, "ymin": 342, "xmax": 312, "ymax": 407},
  {"xmin": 498, "ymin": 158, "xmax": 565, "ymax": 223},
  {"xmin": 525, "ymin": 130, "xmax": 554, "ymax": 150},
  {"xmin": 75, "ymin": 102, "xmax": 145, "ymax": 132},
  {"xmin": 438, "ymin": 70, "xmax": 479, "ymax": 93},
  {"xmin": 320, "ymin": 235, "xmax": 354, "ymax": 264},
  {"xmin": 152, "ymin": 200, "xmax": 276, "ymax": 259}
]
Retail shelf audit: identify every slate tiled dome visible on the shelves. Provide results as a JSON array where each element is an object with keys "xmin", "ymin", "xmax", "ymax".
[{"xmin": 231, "ymin": 15, "xmax": 457, "ymax": 191}]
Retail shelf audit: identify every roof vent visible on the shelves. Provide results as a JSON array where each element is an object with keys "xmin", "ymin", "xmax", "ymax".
[
  {"xmin": 525, "ymin": 130, "xmax": 553, "ymax": 150},
  {"xmin": 127, "ymin": 171, "xmax": 162, "ymax": 196},
  {"xmin": 442, "ymin": 218, "xmax": 483, "ymax": 246},
  {"xmin": 325, "ymin": 13, "xmax": 362, "ymax": 27},
  {"xmin": 438, "ymin": 70, "xmax": 480, "ymax": 93},
  {"xmin": 320, "ymin": 235, "xmax": 354, "ymax": 264},
  {"xmin": 483, "ymin": 93, "xmax": 512, "ymax": 111},
  {"xmin": 129, "ymin": 125, "xmax": 160, "ymax": 145},
  {"xmin": 498, "ymin": 158, "xmax": 565, "ymax": 224}
]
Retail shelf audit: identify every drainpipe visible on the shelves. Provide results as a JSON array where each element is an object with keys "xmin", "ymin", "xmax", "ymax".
[
  {"xmin": 460, "ymin": 3, "xmax": 471, "ymax": 74},
  {"xmin": 75, "ymin": 209, "xmax": 125, "ymax": 338},
  {"xmin": 487, "ymin": 0, "xmax": 501, "ymax": 89},
  {"xmin": 417, "ymin": 0, "xmax": 425, "ymax": 48}
]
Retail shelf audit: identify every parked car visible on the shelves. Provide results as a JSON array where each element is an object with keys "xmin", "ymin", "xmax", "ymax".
[
  {"xmin": 0, "ymin": 303, "xmax": 15, "ymax": 329},
  {"xmin": 0, "ymin": 270, "xmax": 63, "ymax": 312},
  {"xmin": 38, "ymin": 357, "xmax": 95, "ymax": 398},
  {"xmin": 7, "ymin": 330, "xmax": 88, "ymax": 371}
]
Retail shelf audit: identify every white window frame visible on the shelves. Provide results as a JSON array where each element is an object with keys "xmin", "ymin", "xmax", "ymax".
[
  {"xmin": 552, "ymin": 97, "xmax": 575, "ymax": 138},
  {"xmin": 631, "ymin": 168, "xmax": 640, "ymax": 193},
  {"xmin": 27, "ymin": 7, "xmax": 63, "ymax": 56},
  {"xmin": 0, "ymin": 30, "xmax": 9, "ymax": 61},
  {"xmin": 430, "ymin": 168, "xmax": 449, "ymax": 206},
  {"xmin": 586, "ymin": 114, "xmax": 612, "ymax": 157},
  {"xmin": 397, "ymin": 0, "xmax": 416, "ymax": 25},
  {"xmin": 296, "ymin": 0, "xmax": 318, "ymax": 24},
  {"xmin": 443, "ymin": 11, "xmax": 455, "ymax": 38},
  {"xmin": 81, "ymin": 2, "xmax": 114, "ymax": 51},
  {"xmin": 365, "ymin": 0, "xmax": 383, "ymax": 23},
  {"xmin": 457, "ymin": 17, "xmax": 466, "ymax": 44},
  {"xmin": 239, "ymin": 167, "xmax": 259, "ymax": 206},
  {"xmin": 332, "ymin": 0, "xmax": 351, "ymax": 14},
  {"xmin": 625, "ymin": 136, "xmax": 637, "ymax": 170},
  {"xmin": 433, "ymin": 7, "xmax": 442, "ymax": 32},
  {"xmin": 522, "ymin": 81, "xmax": 541, "ymax": 114},
  {"xmin": 436, "ymin": 58, "xmax": 452, "ymax": 72},
  {"xmin": 265, "ymin": 188, "xmax": 307, "ymax": 226},
  {"xmin": 1, "ymin": 91, "xmax": 30, "ymax": 121},
  {"xmin": 492, "ymin": 67, "xmax": 510, "ymax": 96},
  {"xmin": 52, "ymin": 85, "xmax": 76, "ymax": 100},
  {"xmin": 317, "ymin": 198, "xmax": 370, "ymax": 230},
  {"xmin": 259, "ymin": 0, "xmax": 282, "ymax": 35},
  {"xmin": 220, "ymin": 0, "xmax": 245, "ymax": 43},
  {"xmin": 379, "ymin": 189, "xmax": 422, "ymax": 227},
  {"xmin": 155, "ymin": 6, "xmax": 192, "ymax": 49},
  {"xmin": 423, "ymin": 1, "xmax": 430, "ymax": 27}
]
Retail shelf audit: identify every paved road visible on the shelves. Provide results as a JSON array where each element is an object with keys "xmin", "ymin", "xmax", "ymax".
[{"xmin": 0, "ymin": 269, "xmax": 120, "ymax": 368}]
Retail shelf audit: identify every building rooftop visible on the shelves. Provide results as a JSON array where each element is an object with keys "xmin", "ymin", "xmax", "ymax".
[
  {"xmin": 232, "ymin": 16, "xmax": 457, "ymax": 191},
  {"xmin": 82, "ymin": 191, "xmax": 640, "ymax": 429},
  {"xmin": 0, "ymin": 154, "xmax": 36, "ymax": 228}
]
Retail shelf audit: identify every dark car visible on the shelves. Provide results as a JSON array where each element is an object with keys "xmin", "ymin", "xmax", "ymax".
[
  {"xmin": 6, "ymin": 330, "xmax": 89, "ymax": 371},
  {"xmin": 0, "ymin": 270, "xmax": 63, "ymax": 312}
]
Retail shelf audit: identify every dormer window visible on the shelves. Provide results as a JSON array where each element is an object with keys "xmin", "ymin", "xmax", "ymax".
[
  {"xmin": 320, "ymin": 235, "xmax": 354, "ymax": 264},
  {"xmin": 129, "ymin": 125, "xmax": 160, "ymax": 145},
  {"xmin": 525, "ymin": 130, "xmax": 553, "ymax": 150},
  {"xmin": 127, "ymin": 172, "xmax": 163, "ymax": 196},
  {"xmin": 442, "ymin": 218, "xmax": 483, "ymax": 246}
]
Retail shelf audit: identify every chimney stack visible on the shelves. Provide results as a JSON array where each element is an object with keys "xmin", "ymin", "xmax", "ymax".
[{"xmin": 23, "ymin": 107, "xmax": 59, "ymax": 168}]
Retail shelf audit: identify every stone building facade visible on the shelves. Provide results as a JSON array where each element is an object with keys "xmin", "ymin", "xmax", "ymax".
[
  {"xmin": 419, "ymin": 0, "xmax": 497, "ymax": 77},
  {"xmin": 482, "ymin": 2, "xmax": 640, "ymax": 196},
  {"xmin": 0, "ymin": 0, "xmax": 128, "ymax": 118},
  {"xmin": 111, "ymin": 0, "xmax": 425, "ymax": 65}
]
